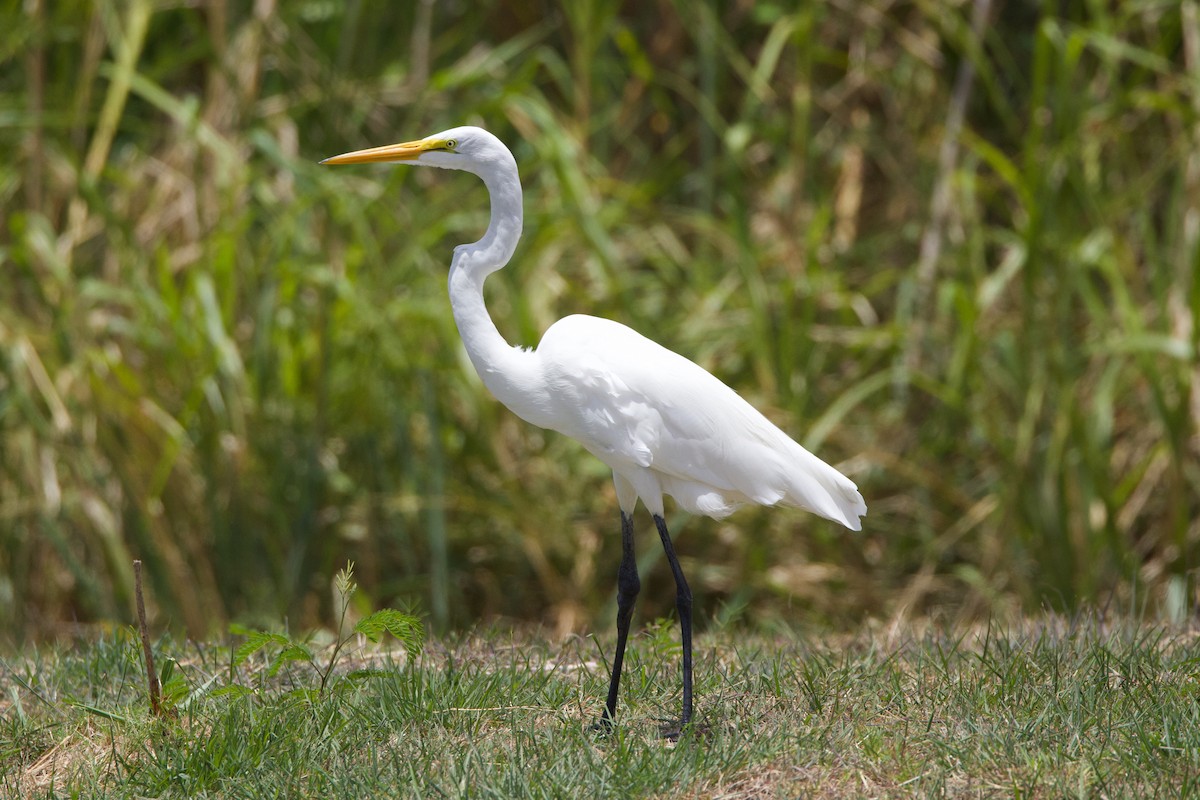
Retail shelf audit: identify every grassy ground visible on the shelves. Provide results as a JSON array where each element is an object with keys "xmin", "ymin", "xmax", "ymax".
[{"xmin": 3, "ymin": 617, "xmax": 1197, "ymax": 799}]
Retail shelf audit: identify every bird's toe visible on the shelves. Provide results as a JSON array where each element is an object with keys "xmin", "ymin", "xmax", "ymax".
[
  {"xmin": 590, "ymin": 716, "xmax": 616, "ymax": 737},
  {"xmin": 658, "ymin": 719, "xmax": 710, "ymax": 742}
]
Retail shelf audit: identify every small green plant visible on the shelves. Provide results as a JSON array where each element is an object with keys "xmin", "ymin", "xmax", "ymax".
[
  {"xmin": 642, "ymin": 616, "xmax": 684, "ymax": 663},
  {"xmin": 154, "ymin": 654, "xmax": 191, "ymax": 712},
  {"xmin": 227, "ymin": 561, "xmax": 423, "ymax": 697}
]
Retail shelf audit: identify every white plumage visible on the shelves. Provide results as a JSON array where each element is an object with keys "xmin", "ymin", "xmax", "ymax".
[
  {"xmin": 323, "ymin": 125, "xmax": 866, "ymax": 737},
  {"xmin": 533, "ymin": 314, "xmax": 865, "ymax": 526}
]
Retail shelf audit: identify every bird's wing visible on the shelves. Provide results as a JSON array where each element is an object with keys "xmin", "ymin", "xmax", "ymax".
[{"xmin": 534, "ymin": 315, "xmax": 866, "ymax": 528}]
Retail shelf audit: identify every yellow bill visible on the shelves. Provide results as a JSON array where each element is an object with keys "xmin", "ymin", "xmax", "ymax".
[{"xmin": 320, "ymin": 138, "xmax": 453, "ymax": 165}]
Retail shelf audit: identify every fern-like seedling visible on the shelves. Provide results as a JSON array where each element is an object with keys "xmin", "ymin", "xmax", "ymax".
[{"xmin": 226, "ymin": 560, "xmax": 424, "ymax": 698}]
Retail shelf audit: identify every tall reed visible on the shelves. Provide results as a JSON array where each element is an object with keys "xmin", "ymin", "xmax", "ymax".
[{"xmin": 0, "ymin": 1, "xmax": 1195, "ymax": 639}]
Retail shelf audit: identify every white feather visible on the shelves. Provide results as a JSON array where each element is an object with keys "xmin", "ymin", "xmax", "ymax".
[{"xmin": 533, "ymin": 315, "xmax": 866, "ymax": 528}]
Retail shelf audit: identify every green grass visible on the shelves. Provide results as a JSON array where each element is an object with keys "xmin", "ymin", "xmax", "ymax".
[{"xmin": 2, "ymin": 617, "xmax": 1197, "ymax": 798}]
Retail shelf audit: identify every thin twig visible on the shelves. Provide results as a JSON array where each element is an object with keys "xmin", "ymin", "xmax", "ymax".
[{"xmin": 134, "ymin": 560, "xmax": 162, "ymax": 717}]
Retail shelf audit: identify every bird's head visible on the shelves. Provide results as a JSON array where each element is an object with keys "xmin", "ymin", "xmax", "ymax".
[{"xmin": 320, "ymin": 126, "xmax": 510, "ymax": 177}]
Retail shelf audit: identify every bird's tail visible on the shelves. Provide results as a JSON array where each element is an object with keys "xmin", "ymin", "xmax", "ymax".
[{"xmin": 780, "ymin": 444, "xmax": 867, "ymax": 531}]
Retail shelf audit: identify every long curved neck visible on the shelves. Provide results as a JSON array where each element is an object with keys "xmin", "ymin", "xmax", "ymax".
[{"xmin": 447, "ymin": 159, "xmax": 542, "ymax": 416}]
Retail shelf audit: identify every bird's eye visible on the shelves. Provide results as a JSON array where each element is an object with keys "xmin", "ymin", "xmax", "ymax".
[{"xmin": 445, "ymin": 139, "xmax": 457, "ymax": 150}]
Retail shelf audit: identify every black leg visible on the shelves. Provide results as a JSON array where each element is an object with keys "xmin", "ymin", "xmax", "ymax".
[
  {"xmin": 653, "ymin": 514, "xmax": 693, "ymax": 734},
  {"xmin": 597, "ymin": 511, "xmax": 640, "ymax": 731}
]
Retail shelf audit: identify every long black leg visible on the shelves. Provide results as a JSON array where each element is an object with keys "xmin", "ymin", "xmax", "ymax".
[
  {"xmin": 597, "ymin": 511, "xmax": 640, "ymax": 730},
  {"xmin": 653, "ymin": 514, "xmax": 693, "ymax": 733}
]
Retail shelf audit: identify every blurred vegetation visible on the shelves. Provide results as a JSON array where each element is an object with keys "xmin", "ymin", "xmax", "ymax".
[{"xmin": 0, "ymin": 0, "xmax": 1197, "ymax": 641}]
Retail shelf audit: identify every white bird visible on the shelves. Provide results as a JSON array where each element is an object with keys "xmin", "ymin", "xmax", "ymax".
[{"xmin": 322, "ymin": 126, "xmax": 866, "ymax": 737}]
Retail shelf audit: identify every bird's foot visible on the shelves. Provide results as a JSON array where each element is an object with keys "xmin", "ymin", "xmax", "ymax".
[
  {"xmin": 657, "ymin": 719, "xmax": 709, "ymax": 742},
  {"xmin": 590, "ymin": 715, "xmax": 616, "ymax": 737}
]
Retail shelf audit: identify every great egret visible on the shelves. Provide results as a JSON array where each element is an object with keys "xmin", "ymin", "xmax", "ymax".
[{"xmin": 322, "ymin": 126, "xmax": 866, "ymax": 737}]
